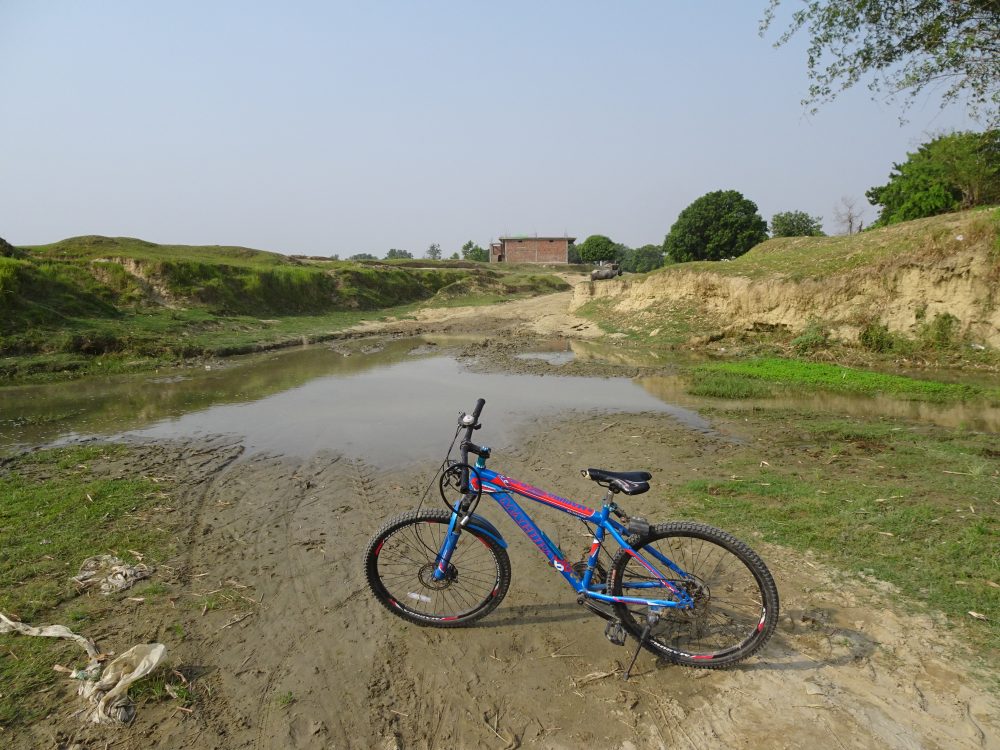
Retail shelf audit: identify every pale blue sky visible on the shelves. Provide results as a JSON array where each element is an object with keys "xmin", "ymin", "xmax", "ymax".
[{"xmin": 0, "ymin": 1, "xmax": 976, "ymax": 256}]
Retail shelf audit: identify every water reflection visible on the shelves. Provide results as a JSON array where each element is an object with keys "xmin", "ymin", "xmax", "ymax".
[
  {"xmin": 638, "ymin": 375, "xmax": 1000, "ymax": 433},
  {"xmin": 0, "ymin": 338, "xmax": 444, "ymax": 450},
  {"xmin": 114, "ymin": 358, "xmax": 710, "ymax": 461},
  {"xmin": 3, "ymin": 339, "xmax": 995, "ymax": 462}
]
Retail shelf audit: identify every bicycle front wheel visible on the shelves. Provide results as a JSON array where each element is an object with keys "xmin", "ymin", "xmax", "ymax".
[
  {"xmin": 364, "ymin": 509, "xmax": 511, "ymax": 627},
  {"xmin": 608, "ymin": 521, "xmax": 779, "ymax": 668}
]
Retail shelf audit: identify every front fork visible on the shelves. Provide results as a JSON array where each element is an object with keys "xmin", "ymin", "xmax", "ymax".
[
  {"xmin": 433, "ymin": 455, "xmax": 489, "ymax": 581},
  {"xmin": 432, "ymin": 507, "xmax": 463, "ymax": 581}
]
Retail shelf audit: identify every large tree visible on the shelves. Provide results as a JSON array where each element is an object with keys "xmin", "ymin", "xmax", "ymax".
[
  {"xmin": 425, "ymin": 243, "xmax": 442, "ymax": 260},
  {"xmin": 578, "ymin": 235, "xmax": 618, "ymax": 263},
  {"xmin": 771, "ymin": 210, "xmax": 825, "ymax": 237},
  {"xmin": 618, "ymin": 244, "xmax": 666, "ymax": 273},
  {"xmin": 663, "ymin": 191, "xmax": 768, "ymax": 262},
  {"xmin": 385, "ymin": 248, "xmax": 413, "ymax": 259},
  {"xmin": 866, "ymin": 130, "xmax": 1000, "ymax": 225},
  {"xmin": 761, "ymin": 1, "xmax": 1000, "ymax": 123}
]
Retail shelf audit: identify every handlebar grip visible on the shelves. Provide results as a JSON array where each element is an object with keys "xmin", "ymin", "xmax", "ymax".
[{"xmin": 471, "ymin": 398, "xmax": 486, "ymax": 421}]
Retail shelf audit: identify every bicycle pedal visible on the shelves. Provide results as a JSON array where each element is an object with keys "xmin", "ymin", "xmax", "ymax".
[{"xmin": 604, "ymin": 620, "xmax": 627, "ymax": 646}]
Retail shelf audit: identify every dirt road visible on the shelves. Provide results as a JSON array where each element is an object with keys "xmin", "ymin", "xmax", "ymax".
[
  {"xmin": 348, "ymin": 283, "xmax": 604, "ymax": 342},
  {"xmin": 14, "ymin": 288, "xmax": 999, "ymax": 749}
]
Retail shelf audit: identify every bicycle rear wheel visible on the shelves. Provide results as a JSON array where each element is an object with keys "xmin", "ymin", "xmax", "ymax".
[
  {"xmin": 364, "ymin": 509, "xmax": 510, "ymax": 627},
  {"xmin": 608, "ymin": 521, "xmax": 778, "ymax": 668}
]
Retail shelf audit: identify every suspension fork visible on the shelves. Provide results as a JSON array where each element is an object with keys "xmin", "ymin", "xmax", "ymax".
[{"xmin": 431, "ymin": 503, "xmax": 464, "ymax": 581}]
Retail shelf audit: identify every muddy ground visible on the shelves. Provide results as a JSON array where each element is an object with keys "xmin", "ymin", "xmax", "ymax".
[{"xmin": 8, "ymin": 288, "xmax": 1000, "ymax": 749}]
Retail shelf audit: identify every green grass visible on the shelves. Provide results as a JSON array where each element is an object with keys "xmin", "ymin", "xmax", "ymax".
[
  {"xmin": 0, "ymin": 445, "xmax": 174, "ymax": 726},
  {"xmin": 686, "ymin": 372, "xmax": 774, "ymax": 399},
  {"xmin": 666, "ymin": 411, "xmax": 999, "ymax": 659},
  {"xmin": 689, "ymin": 358, "xmax": 999, "ymax": 404},
  {"xmin": 1, "ymin": 235, "xmax": 570, "ymax": 383},
  {"xmin": 652, "ymin": 208, "xmax": 1000, "ymax": 282},
  {"xmin": 575, "ymin": 298, "xmax": 719, "ymax": 346}
]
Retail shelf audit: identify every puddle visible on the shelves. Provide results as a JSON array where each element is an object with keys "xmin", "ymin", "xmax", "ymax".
[
  {"xmin": 639, "ymin": 375, "xmax": 1000, "ymax": 433},
  {"xmin": 4, "ymin": 339, "xmax": 995, "ymax": 463},
  {"xmin": 0, "ymin": 339, "xmax": 716, "ymax": 462}
]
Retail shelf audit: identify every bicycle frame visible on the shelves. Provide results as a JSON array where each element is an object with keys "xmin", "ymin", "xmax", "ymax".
[{"xmin": 433, "ymin": 457, "xmax": 696, "ymax": 610}]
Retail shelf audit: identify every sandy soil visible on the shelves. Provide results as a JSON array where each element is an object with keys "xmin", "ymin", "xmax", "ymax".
[
  {"xmin": 348, "ymin": 283, "xmax": 604, "ymax": 342},
  {"xmin": 13, "ymin": 287, "xmax": 1000, "ymax": 750}
]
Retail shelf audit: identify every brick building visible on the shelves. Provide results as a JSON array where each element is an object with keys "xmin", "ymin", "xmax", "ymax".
[{"xmin": 489, "ymin": 236, "xmax": 575, "ymax": 264}]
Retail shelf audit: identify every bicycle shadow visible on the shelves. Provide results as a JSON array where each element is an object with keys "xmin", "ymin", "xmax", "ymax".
[
  {"xmin": 715, "ymin": 606, "xmax": 880, "ymax": 673},
  {"xmin": 472, "ymin": 602, "xmax": 594, "ymax": 628}
]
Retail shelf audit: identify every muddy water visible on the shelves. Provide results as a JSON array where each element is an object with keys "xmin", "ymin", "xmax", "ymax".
[
  {"xmin": 0, "ymin": 337, "xmax": 713, "ymax": 461},
  {"xmin": 4, "ymin": 337, "xmax": 997, "ymax": 459},
  {"xmin": 639, "ymin": 374, "xmax": 1000, "ymax": 433}
]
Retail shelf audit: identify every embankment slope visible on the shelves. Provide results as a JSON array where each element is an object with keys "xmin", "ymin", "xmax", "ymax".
[{"xmin": 572, "ymin": 208, "xmax": 1000, "ymax": 348}]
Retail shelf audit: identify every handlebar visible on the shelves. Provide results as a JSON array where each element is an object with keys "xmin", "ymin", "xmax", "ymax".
[{"xmin": 459, "ymin": 398, "xmax": 486, "ymax": 498}]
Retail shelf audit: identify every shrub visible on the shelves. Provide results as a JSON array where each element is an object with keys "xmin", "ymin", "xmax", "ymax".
[
  {"xmin": 791, "ymin": 321, "xmax": 831, "ymax": 354},
  {"xmin": 858, "ymin": 322, "xmax": 896, "ymax": 353},
  {"xmin": 918, "ymin": 312, "xmax": 960, "ymax": 350}
]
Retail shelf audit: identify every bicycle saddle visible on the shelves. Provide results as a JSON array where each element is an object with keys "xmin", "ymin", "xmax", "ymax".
[{"xmin": 582, "ymin": 468, "xmax": 651, "ymax": 495}]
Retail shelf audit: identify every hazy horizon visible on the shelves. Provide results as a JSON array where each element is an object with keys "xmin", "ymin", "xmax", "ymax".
[{"xmin": 0, "ymin": 1, "xmax": 980, "ymax": 257}]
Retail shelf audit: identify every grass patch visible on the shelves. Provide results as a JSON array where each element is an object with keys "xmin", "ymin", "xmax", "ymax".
[
  {"xmin": 691, "ymin": 358, "xmax": 996, "ymax": 404},
  {"xmin": 649, "ymin": 208, "xmax": 1000, "ymax": 282},
  {"xmin": 0, "ymin": 445, "xmax": 174, "ymax": 726},
  {"xmin": 575, "ymin": 298, "xmax": 720, "ymax": 346},
  {"xmin": 2, "ymin": 234, "xmax": 571, "ymax": 384},
  {"xmin": 686, "ymin": 372, "xmax": 773, "ymax": 399},
  {"xmin": 666, "ymin": 411, "xmax": 999, "ymax": 659}
]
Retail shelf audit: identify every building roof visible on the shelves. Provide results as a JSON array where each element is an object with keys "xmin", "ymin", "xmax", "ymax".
[{"xmin": 499, "ymin": 236, "xmax": 576, "ymax": 242}]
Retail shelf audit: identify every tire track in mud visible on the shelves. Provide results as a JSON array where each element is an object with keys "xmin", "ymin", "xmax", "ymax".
[{"xmin": 178, "ymin": 453, "xmax": 391, "ymax": 750}]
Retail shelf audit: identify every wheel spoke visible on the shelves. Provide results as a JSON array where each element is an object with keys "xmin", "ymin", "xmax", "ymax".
[
  {"xmin": 366, "ymin": 512, "xmax": 509, "ymax": 626},
  {"xmin": 610, "ymin": 523, "xmax": 777, "ymax": 665}
]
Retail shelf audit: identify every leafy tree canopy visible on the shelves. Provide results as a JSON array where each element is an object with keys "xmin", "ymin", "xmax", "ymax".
[
  {"xmin": 618, "ymin": 244, "xmax": 667, "ymax": 273},
  {"xmin": 385, "ymin": 248, "xmax": 413, "ymax": 259},
  {"xmin": 461, "ymin": 241, "xmax": 488, "ymax": 262},
  {"xmin": 425, "ymin": 243, "xmax": 442, "ymax": 260},
  {"xmin": 663, "ymin": 190, "xmax": 768, "ymax": 262},
  {"xmin": 761, "ymin": 1, "xmax": 1000, "ymax": 124},
  {"xmin": 567, "ymin": 242, "xmax": 581, "ymax": 264},
  {"xmin": 866, "ymin": 130, "xmax": 1000, "ymax": 226},
  {"xmin": 348, "ymin": 253, "xmax": 377, "ymax": 261},
  {"xmin": 771, "ymin": 210, "xmax": 825, "ymax": 237},
  {"xmin": 0, "ymin": 236, "xmax": 24, "ymax": 258},
  {"xmin": 579, "ymin": 235, "xmax": 618, "ymax": 263}
]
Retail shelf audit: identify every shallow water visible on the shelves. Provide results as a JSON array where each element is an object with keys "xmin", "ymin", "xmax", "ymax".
[
  {"xmin": 0, "ymin": 338, "xmax": 711, "ymax": 461},
  {"xmin": 3, "ymin": 338, "xmax": 996, "ymax": 461},
  {"xmin": 639, "ymin": 375, "xmax": 1000, "ymax": 433}
]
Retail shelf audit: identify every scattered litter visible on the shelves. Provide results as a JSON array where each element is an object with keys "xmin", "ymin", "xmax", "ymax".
[
  {"xmin": 0, "ymin": 612, "xmax": 100, "ymax": 661},
  {"xmin": 76, "ymin": 643, "xmax": 168, "ymax": 724},
  {"xmin": 72, "ymin": 555, "xmax": 153, "ymax": 594},
  {"xmin": 968, "ymin": 611, "xmax": 988, "ymax": 621},
  {"xmin": 1, "ymin": 611, "xmax": 167, "ymax": 723}
]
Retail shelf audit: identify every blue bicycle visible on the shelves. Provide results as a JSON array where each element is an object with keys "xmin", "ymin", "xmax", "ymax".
[{"xmin": 364, "ymin": 398, "xmax": 779, "ymax": 672}]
